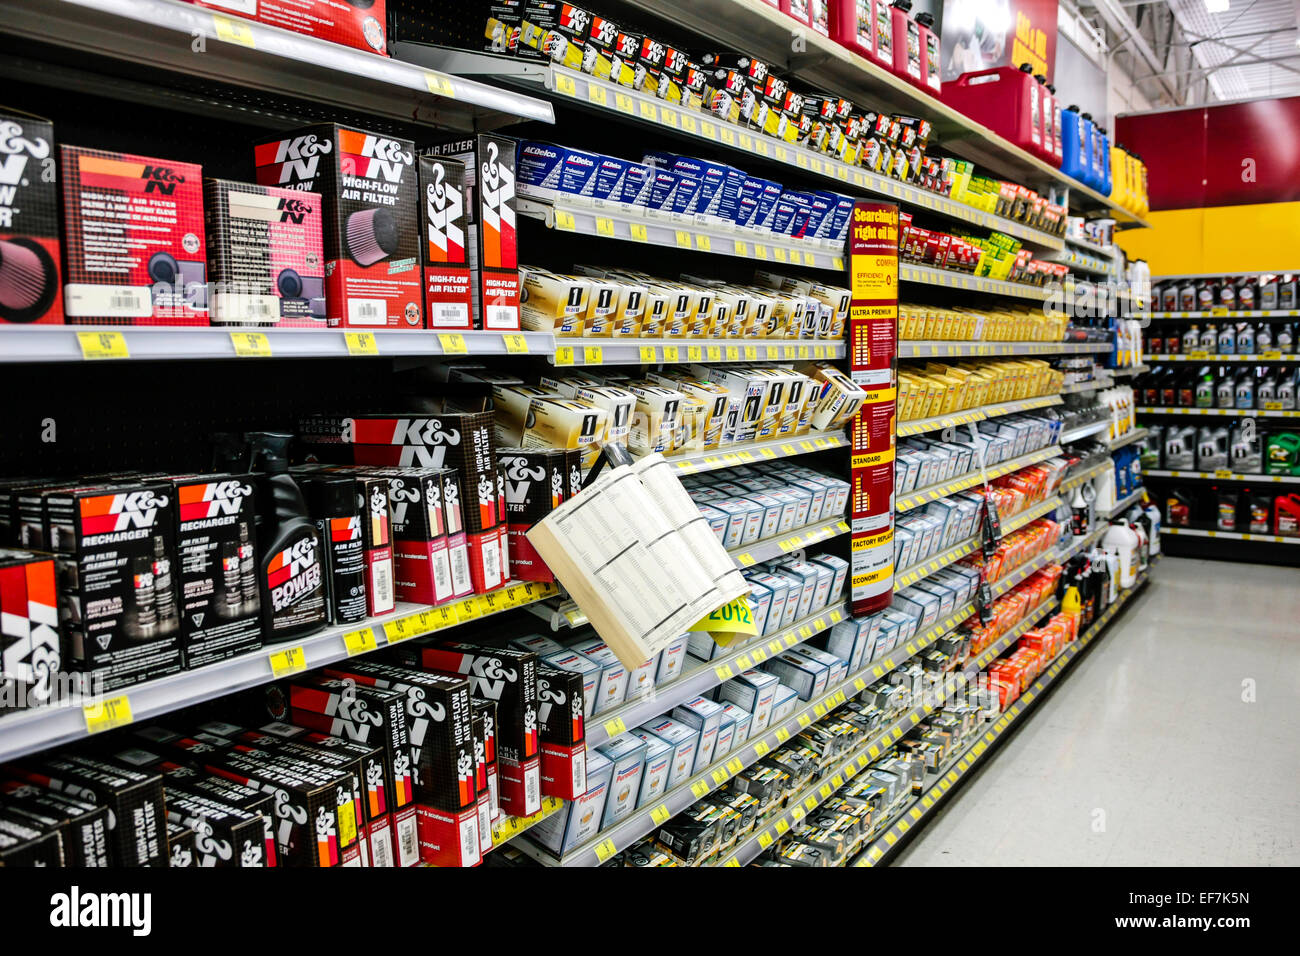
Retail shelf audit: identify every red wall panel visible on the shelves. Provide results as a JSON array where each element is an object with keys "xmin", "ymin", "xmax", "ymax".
[{"xmin": 1116, "ymin": 96, "xmax": 1300, "ymax": 211}]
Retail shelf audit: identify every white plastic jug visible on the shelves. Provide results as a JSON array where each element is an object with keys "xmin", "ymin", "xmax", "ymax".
[
  {"xmin": 1144, "ymin": 502, "xmax": 1162, "ymax": 556},
  {"xmin": 1102, "ymin": 522, "xmax": 1138, "ymax": 589}
]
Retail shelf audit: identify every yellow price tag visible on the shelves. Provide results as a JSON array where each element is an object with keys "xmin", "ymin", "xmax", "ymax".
[
  {"xmin": 726, "ymin": 346, "xmax": 740, "ymax": 361},
  {"xmin": 692, "ymin": 780, "xmax": 710, "ymax": 798},
  {"xmin": 383, "ymin": 616, "xmax": 419, "ymax": 644},
  {"xmin": 675, "ymin": 230, "xmax": 692, "ymax": 249},
  {"xmin": 456, "ymin": 596, "xmax": 481, "ymax": 621},
  {"xmin": 212, "ymin": 14, "xmax": 256, "ymax": 47},
  {"xmin": 711, "ymin": 768, "xmax": 728, "ymax": 785},
  {"xmin": 438, "ymin": 333, "xmax": 468, "ymax": 354},
  {"xmin": 230, "ymin": 331, "xmax": 271, "ymax": 357},
  {"xmin": 663, "ymin": 345, "xmax": 680, "ymax": 362},
  {"xmin": 774, "ymin": 247, "xmax": 787, "ymax": 262},
  {"xmin": 707, "ymin": 345, "xmax": 722, "ymax": 361},
  {"xmin": 639, "ymin": 100, "xmax": 657, "ymax": 121},
  {"xmin": 83, "ymin": 694, "xmax": 133, "ymax": 735},
  {"xmin": 554, "ymin": 72, "xmax": 577, "ymax": 96},
  {"xmin": 696, "ymin": 234, "xmax": 712, "ymax": 252},
  {"xmin": 629, "ymin": 222, "xmax": 648, "ymax": 242},
  {"xmin": 555, "ymin": 346, "xmax": 575, "ymax": 366},
  {"xmin": 651, "ymin": 804, "xmax": 671, "ymax": 825},
  {"xmin": 754, "ymin": 740, "xmax": 770, "ymax": 757},
  {"xmin": 639, "ymin": 346, "xmax": 658, "ymax": 364},
  {"xmin": 775, "ymin": 818, "xmax": 790, "ymax": 834},
  {"xmin": 661, "ymin": 109, "xmax": 678, "ymax": 128},
  {"xmin": 687, "ymin": 345, "xmax": 703, "ymax": 362},
  {"xmin": 734, "ymin": 240, "xmax": 749, "ymax": 257},
  {"xmin": 603, "ymin": 716, "xmax": 627, "ymax": 737},
  {"xmin": 681, "ymin": 114, "xmax": 698, "ymax": 133},
  {"xmin": 615, "ymin": 93, "xmax": 634, "ymax": 114},
  {"xmin": 425, "ymin": 71, "xmax": 456, "ymax": 98},
  {"xmin": 587, "ymin": 84, "xmax": 608, "ymax": 106},
  {"xmin": 758, "ymin": 832, "xmax": 773, "ymax": 849},
  {"xmin": 342, "ymin": 627, "xmax": 377, "ymax": 657},
  {"xmin": 77, "ymin": 331, "xmax": 129, "ymax": 360},
  {"xmin": 760, "ymin": 448, "xmax": 776, "ymax": 459},
  {"xmin": 713, "ymin": 663, "xmax": 735, "ymax": 681},
  {"xmin": 269, "ymin": 645, "xmax": 307, "ymax": 677},
  {"xmin": 755, "ymin": 244, "xmax": 769, "ymax": 260},
  {"xmin": 583, "ymin": 345, "xmax": 603, "ymax": 365},
  {"xmin": 503, "ymin": 333, "xmax": 529, "ymax": 354},
  {"xmin": 344, "ymin": 331, "xmax": 378, "ymax": 355},
  {"xmin": 797, "ymin": 713, "xmax": 811, "ymax": 728},
  {"xmin": 721, "ymin": 127, "xmax": 736, "ymax": 146},
  {"xmin": 744, "ymin": 346, "xmax": 758, "ymax": 360},
  {"xmin": 594, "ymin": 838, "xmax": 618, "ymax": 862},
  {"xmin": 555, "ymin": 209, "xmax": 577, "ymax": 231},
  {"xmin": 595, "ymin": 217, "xmax": 615, "ymax": 237},
  {"xmin": 775, "ymin": 727, "xmax": 790, "ymax": 742},
  {"xmin": 766, "ymin": 346, "xmax": 780, "ymax": 359}
]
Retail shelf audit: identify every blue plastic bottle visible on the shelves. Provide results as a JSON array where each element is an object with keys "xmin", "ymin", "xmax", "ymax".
[
  {"xmin": 1079, "ymin": 112, "xmax": 1100, "ymax": 190},
  {"xmin": 1060, "ymin": 105, "xmax": 1090, "ymax": 186},
  {"xmin": 1096, "ymin": 125, "xmax": 1112, "ymax": 195}
]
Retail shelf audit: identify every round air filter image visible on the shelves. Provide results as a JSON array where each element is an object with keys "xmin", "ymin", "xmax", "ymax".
[
  {"xmin": 0, "ymin": 237, "xmax": 58, "ymax": 323},
  {"xmin": 345, "ymin": 207, "xmax": 399, "ymax": 266},
  {"xmin": 147, "ymin": 251, "xmax": 179, "ymax": 286},
  {"xmin": 277, "ymin": 268, "xmax": 303, "ymax": 298}
]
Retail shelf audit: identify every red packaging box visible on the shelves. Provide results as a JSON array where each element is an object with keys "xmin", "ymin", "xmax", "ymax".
[
  {"xmin": 418, "ymin": 155, "xmax": 474, "ymax": 330},
  {"xmin": 424, "ymin": 135, "xmax": 520, "ymax": 330},
  {"xmin": 473, "ymin": 698, "xmax": 500, "ymax": 819},
  {"xmin": 374, "ymin": 467, "xmax": 462, "ymax": 606},
  {"xmin": 254, "ymin": 124, "xmax": 422, "ymax": 329},
  {"xmin": 416, "ymin": 802, "xmax": 482, "ymax": 867},
  {"xmin": 59, "ymin": 146, "xmax": 207, "ymax": 325},
  {"xmin": 536, "ymin": 663, "xmax": 586, "ymax": 800},
  {"xmin": 0, "ymin": 109, "xmax": 62, "ymax": 325},
  {"xmin": 0, "ymin": 548, "xmax": 60, "ymax": 712},
  {"xmin": 188, "ymin": 0, "xmax": 388, "ymax": 56},
  {"xmin": 469, "ymin": 705, "xmax": 492, "ymax": 855},
  {"xmin": 390, "ymin": 804, "xmax": 420, "ymax": 866},
  {"xmin": 497, "ymin": 447, "xmax": 566, "ymax": 582}
]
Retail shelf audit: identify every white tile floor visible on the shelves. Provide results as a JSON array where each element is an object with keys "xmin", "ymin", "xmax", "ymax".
[{"xmin": 895, "ymin": 556, "xmax": 1300, "ymax": 867}]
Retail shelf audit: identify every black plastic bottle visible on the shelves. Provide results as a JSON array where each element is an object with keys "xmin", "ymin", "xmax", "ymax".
[
  {"xmin": 247, "ymin": 432, "xmax": 327, "ymax": 642},
  {"xmin": 303, "ymin": 475, "xmax": 368, "ymax": 626}
]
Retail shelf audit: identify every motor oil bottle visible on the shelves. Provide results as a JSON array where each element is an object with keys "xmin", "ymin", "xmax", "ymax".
[
  {"xmin": 1215, "ymin": 369, "xmax": 1235, "ymax": 409},
  {"xmin": 1194, "ymin": 365, "xmax": 1214, "ymax": 407},
  {"xmin": 1278, "ymin": 369, "xmax": 1296, "ymax": 410},
  {"xmin": 1214, "ymin": 486, "xmax": 1239, "ymax": 531},
  {"xmin": 1182, "ymin": 324, "xmax": 1200, "ymax": 352},
  {"xmin": 1235, "ymin": 373, "xmax": 1254, "ymax": 410},
  {"xmin": 1280, "ymin": 275, "xmax": 1297, "ymax": 310},
  {"xmin": 1278, "ymin": 324, "xmax": 1294, "ymax": 353},
  {"xmin": 1238, "ymin": 278, "xmax": 1255, "ymax": 311},
  {"xmin": 1236, "ymin": 322, "xmax": 1255, "ymax": 354},
  {"xmin": 1218, "ymin": 282, "xmax": 1236, "ymax": 311},
  {"xmin": 1259, "ymin": 276, "xmax": 1278, "ymax": 311},
  {"xmin": 1199, "ymin": 324, "xmax": 1217, "ymax": 352},
  {"xmin": 1161, "ymin": 284, "xmax": 1177, "ymax": 312},
  {"xmin": 1166, "ymin": 489, "xmax": 1192, "ymax": 526},
  {"xmin": 1257, "ymin": 369, "xmax": 1277, "ymax": 408},
  {"xmin": 1266, "ymin": 432, "xmax": 1300, "ymax": 475},
  {"xmin": 302, "ymin": 475, "xmax": 368, "ymax": 626},
  {"xmin": 1244, "ymin": 490, "xmax": 1271, "ymax": 533},
  {"xmin": 1129, "ymin": 514, "xmax": 1150, "ymax": 570},
  {"xmin": 1216, "ymin": 324, "xmax": 1235, "ymax": 354},
  {"xmin": 1197, "ymin": 281, "xmax": 1216, "ymax": 313},
  {"xmin": 1070, "ymin": 483, "xmax": 1090, "ymax": 537},
  {"xmin": 1256, "ymin": 323, "xmax": 1273, "ymax": 352},
  {"xmin": 1178, "ymin": 280, "xmax": 1197, "ymax": 312},
  {"xmin": 1273, "ymin": 493, "xmax": 1300, "ymax": 536},
  {"xmin": 247, "ymin": 432, "xmax": 327, "ymax": 642},
  {"xmin": 1230, "ymin": 420, "xmax": 1262, "ymax": 473}
]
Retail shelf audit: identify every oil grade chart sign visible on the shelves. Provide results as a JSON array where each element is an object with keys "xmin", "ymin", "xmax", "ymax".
[{"xmin": 848, "ymin": 202, "xmax": 898, "ymax": 617}]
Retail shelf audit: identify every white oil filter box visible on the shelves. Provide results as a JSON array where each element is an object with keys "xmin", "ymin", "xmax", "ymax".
[
  {"xmin": 718, "ymin": 669, "xmax": 779, "ymax": 734},
  {"xmin": 714, "ymin": 716, "xmax": 736, "ymax": 759},
  {"xmin": 639, "ymin": 716, "xmax": 700, "ymax": 789},
  {"xmin": 631, "ymin": 729, "xmax": 675, "ymax": 808},
  {"xmin": 572, "ymin": 384, "xmax": 635, "ymax": 447},
  {"xmin": 543, "ymin": 650, "xmax": 601, "ymax": 720},
  {"xmin": 672, "ymin": 696, "xmax": 725, "ymax": 773},
  {"xmin": 655, "ymin": 634, "xmax": 689, "ymax": 684},
  {"xmin": 763, "ymin": 650, "xmax": 828, "ymax": 701},
  {"xmin": 596, "ymin": 734, "xmax": 647, "ymax": 828},
  {"xmin": 623, "ymin": 654, "xmax": 658, "ymax": 704},
  {"xmin": 823, "ymin": 615, "xmax": 880, "ymax": 672},
  {"xmin": 719, "ymin": 703, "xmax": 752, "ymax": 748},
  {"xmin": 529, "ymin": 749, "xmax": 612, "ymax": 856},
  {"xmin": 626, "ymin": 382, "xmax": 685, "ymax": 456},
  {"xmin": 569, "ymin": 637, "xmax": 628, "ymax": 714}
]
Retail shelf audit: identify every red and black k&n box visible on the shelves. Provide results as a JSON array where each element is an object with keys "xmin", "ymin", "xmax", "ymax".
[
  {"xmin": 0, "ymin": 548, "xmax": 60, "ymax": 713},
  {"xmin": 169, "ymin": 474, "xmax": 262, "ymax": 670},
  {"xmin": 254, "ymin": 124, "xmax": 422, "ymax": 330},
  {"xmin": 469, "ymin": 706, "xmax": 492, "ymax": 854},
  {"xmin": 158, "ymin": 764, "xmax": 278, "ymax": 868},
  {"xmin": 162, "ymin": 786, "xmax": 267, "ymax": 867},
  {"xmin": 375, "ymin": 467, "xmax": 472, "ymax": 606},
  {"xmin": 473, "ymin": 698, "xmax": 499, "ymax": 818},
  {"xmin": 418, "ymin": 155, "xmax": 474, "ymax": 330},
  {"xmin": 59, "ymin": 145, "xmax": 206, "ymax": 325},
  {"xmin": 536, "ymin": 663, "xmax": 587, "ymax": 800},
  {"xmin": 0, "ymin": 109, "xmax": 61, "ymax": 325},
  {"xmin": 0, "ymin": 779, "xmax": 112, "ymax": 867},
  {"xmin": 496, "ymin": 447, "xmax": 566, "ymax": 582},
  {"xmin": 424, "ymin": 136, "xmax": 520, "ymax": 330},
  {"xmin": 405, "ymin": 640, "xmax": 540, "ymax": 817},
  {"xmin": 352, "ymin": 474, "xmax": 396, "ymax": 617}
]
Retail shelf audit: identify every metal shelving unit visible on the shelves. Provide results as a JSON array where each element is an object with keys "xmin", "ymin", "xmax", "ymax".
[
  {"xmin": 899, "ymin": 263, "xmax": 1051, "ymax": 302},
  {"xmin": 1104, "ymin": 487, "xmax": 1146, "ymax": 519},
  {"xmin": 1059, "ymin": 420, "xmax": 1110, "ymax": 444},
  {"xmin": 1110, "ymin": 427, "xmax": 1150, "ymax": 449},
  {"xmin": 730, "ymin": 518, "xmax": 850, "ymax": 568},
  {"xmin": 1110, "ymin": 364, "xmax": 1149, "ymax": 378},
  {"xmin": 1, "ymin": 0, "xmax": 554, "ymax": 131},
  {"xmin": 1143, "ymin": 468, "xmax": 1300, "ymax": 486},
  {"xmin": 854, "ymin": 569, "xmax": 1152, "ymax": 867},
  {"xmin": 563, "ymin": 337, "xmax": 845, "ymax": 367},
  {"xmin": 1060, "ymin": 376, "xmax": 1114, "ymax": 395},
  {"xmin": 896, "ymin": 395, "xmax": 1064, "ymax": 438},
  {"xmin": 1161, "ymin": 527, "xmax": 1300, "ymax": 545},
  {"xmin": 669, "ymin": 430, "xmax": 849, "ymax": 476},
  {"xmin": 0, "ymin": 580, "xmax": 560, "ymax": 764},
  {"xmin": 1136, "ymin": 407, "xmax": 1300, "ymax": 419},
  {"xmin": 1145, "ymin": 353, "xmax": 1300, "ymax": 363},
  {"xmin": 898, "ymin": 341, "xmax": 1110, "ymax": 358},
  {"xmin": 895, "ymin": 445, "xmax": 1063, "ymax": 513},
  {"xmin": 517, "ymin": 197, "xmax": 843, "ymax": 273},
  {"xmin": 1059, "ymin": 460, "xmax": 1110, "ymax": 495}
]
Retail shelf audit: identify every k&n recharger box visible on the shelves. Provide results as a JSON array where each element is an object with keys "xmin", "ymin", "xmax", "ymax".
[
  {"xmin": 43, "ymin": 481, "xmax": 184, "ymax": 690},
  {"xmin": 0, "ymin": 548, "xmax": 60, "ymax": 712},
  {"xmin": 254, "ymin": 124, "xmax": 422, "ymax": 329},
  {"xmin": 536, "ymin": 663, "xmax": 586, "ymax": 799},
  {"xmin": 59, "ymin": 145, "xmax": 206, "ymax": 325},
  {"xmin": 169, "ymin": 474, "xmax": 262, "ymax": 670},
  {"xmin": 188, "ymin": 0, "xmax": 389, "ymax": 55},
  {"xmin": 408, "ymin": 640, "xmax": 540, "ymax": 817},
  {"xmin": 0, "ymin": 109, "xmax": 62, "ymax": 325},
  {"xmin": 418, "ymin": 155, "xmax": 474, "ymax": 329},
  {"xmin": 425, "ymin": 136, "xmax": 521, "ymax": 330},
  {"xmin": 203, "ymin": 178, "xmax": 326, "ymax": 326}
]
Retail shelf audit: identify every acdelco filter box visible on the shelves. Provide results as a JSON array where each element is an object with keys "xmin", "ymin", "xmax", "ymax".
[
  {"xmin": 59, "ymin": 146, "xmax": 206, "ymax": 325},
  {"xmin": 42, "ymin": 481, "xmax": 184, "ymax": 690},
  {"xmin": 638, "ymin": 716, "xmax": 699, "ymax": 789},
  {"xmin": 0, "ymin": 109, "xmax": 61, "ymax": 325},
  {"xmin": 203, "ymin": 178, "xmax": 326, "ymax": 327},
  {"xmin": 0, "ymin": 549, "xmax": 60, "ymax": 712},
  {"xmin": 536, "ymin": 663, "xmax": 586, "ymax": 800},
  {"xmin": 190, "ymin": 0, "xmax": 388, "ymax": 54},
  {"xmin": 425, "ymin": 135, "xmax": 521, "ymax": 330},
  {"xmin": 254, "ymin": 124, "xmax": 422, "ymax": 329},
  {"xmin": 409, "ymin": 640, "xmax": 541, "ymax": 817},
  {"xmin": 527, "ymin": 748, "xmax": 611, "ymax": 857},
  {"xmin": 417, "ymin": 154, "xmax": 475, "ymax": 330},
  {"xmin": 168, "ymin": 474, "xmax": 262, "ymax": 670}
]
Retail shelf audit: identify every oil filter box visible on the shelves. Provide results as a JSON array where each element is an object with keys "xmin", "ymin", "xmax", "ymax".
[
  {"xmin": 169, "ymin": 474, "xmax": 262, "ymax": 670},
  {"xmin": 188, "ymin": 0, "xmax": 389, "ymax": 54},
  {"xmin": 59, "ymin": 145, "xmax": 207, "ymax": 325},
  {"xmin": 536, "ymin": 663, "xmax": 586, "ymax": 799},
  {"xmin": 497, "ymin": 447, "xmax": 566, "ymax": 582},
  {"xmin": 425, "ymin": 135, "xmax": 521, "ymax": 330},
  {"xmin": 203, "ymin": 178, "xmax": 326, "ymax": 327},
  {"xmin": 406, "ymin": 640, "xmax": 541, "ymax": 817},
  {"xmin": 42, "ymin": 481, "xmax": 184, "ymax": 691},
  {"xmin": 254, "ymin": 124, "xmax": 422, "ymax": 329},
  {"xmin": 0, "ymin": 548, "xmax": 60, "ymax": 712},
  {"xmin": 418, "ymin": 155, "xmax": 474, "ymax": 330},
  {"xmin": 0, "ymin": 109, "xmax": 62, "ymax": 325}
]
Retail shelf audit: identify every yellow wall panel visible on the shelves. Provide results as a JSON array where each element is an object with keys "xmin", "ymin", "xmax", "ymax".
[{"xmin": 1118, "ymin": 202, "xmax": 1300, "ymax": 276}]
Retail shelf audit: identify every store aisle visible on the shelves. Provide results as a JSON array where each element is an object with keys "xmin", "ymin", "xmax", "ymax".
[{"xmin": 896, "ymin": 556, "xmax": 1300, "ymax": 867}]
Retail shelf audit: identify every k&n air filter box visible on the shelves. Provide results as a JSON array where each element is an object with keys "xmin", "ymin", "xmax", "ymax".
[
  {"xmin": 0, "ymin": 548, "xmax": 61, "ymax": 713},
  {"xmin": 496, "ymin": 446, "xmax": 566, "ymax": 582},
  {"xmin": 254, "ymin": 124, "xmax": 423, "ymax": 329},
  {"xmin": 59, "ymin": 145, "xmax": 206, "ymax": 325},
  {"xmin": 0, "ymin": 109, "xmax": 61, "ymax": 325},
  {"xmin": 417, "ymin": 154, "xmax": 474, "ymax": 330},
  {"xmin": 536, "ymin": 663, "xmax": 586, "ymax": 799}
]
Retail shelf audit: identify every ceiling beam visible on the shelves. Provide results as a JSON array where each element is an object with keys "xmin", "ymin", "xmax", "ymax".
[{"xmin": 1087, "ymin": 0, "xmax": 1184, "ymax": 103}]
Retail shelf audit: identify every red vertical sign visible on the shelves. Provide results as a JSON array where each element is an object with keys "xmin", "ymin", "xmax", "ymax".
[{"xmin": 847, "ymin": 202, "xmax": 899, "ymax": 617}]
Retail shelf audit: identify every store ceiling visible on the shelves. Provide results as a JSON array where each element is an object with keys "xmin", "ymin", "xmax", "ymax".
[{"xmin": 1076, "ymin": 0, "xmax": 1300, "ymax": 105}]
